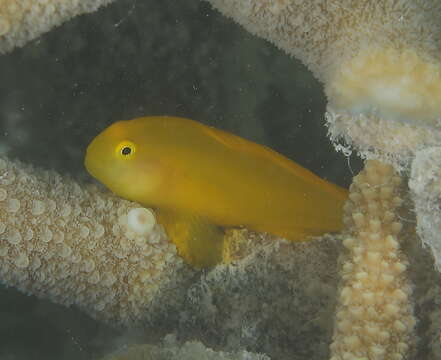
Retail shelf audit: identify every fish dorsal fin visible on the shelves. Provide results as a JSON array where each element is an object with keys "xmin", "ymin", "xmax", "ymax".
[
  {"xmin": 201, "ymin": 125, "xmax": 259, "ymax": 152},
  {"xmin": 202, "ymin": 125, "xmax": 311, "ymax": 178},
  {"xmin": 201, "ymin": 124, "xmax": 347, "ymax": 199}
]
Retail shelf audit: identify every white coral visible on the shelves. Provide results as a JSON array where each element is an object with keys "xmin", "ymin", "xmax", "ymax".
[
  {"xmin": 0, "ymin": 156, "xmax": 188, "ymax": 326},
  {"xmin": 331, "ymin": 161, "xmax": 415, "ymax": 359},
  {"xmin": 205, "ymin": 0, "xmax": 441, "ymax": 163},
  {"xmin": 0, "ymin": 0, "xmax": 116, "ymax": 54},
  {"xmin": 409, "ymin": 147, "xmax": 441, "ymax": 273}
]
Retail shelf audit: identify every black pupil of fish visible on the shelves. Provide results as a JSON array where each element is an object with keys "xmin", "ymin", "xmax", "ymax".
[{"xmin": 121, "ymin": 147, "xmax": 132, "ymax": 156}]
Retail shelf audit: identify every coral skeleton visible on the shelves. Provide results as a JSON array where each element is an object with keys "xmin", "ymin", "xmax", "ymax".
[
  {"xmin": 331, "ymin": 160, "xmax": 415, "ymax": 359},
  {"xmin": 204, "ymin": 0, "xmax": 441, "ymax": 162},
  {"xmin": 197, "ymin": 2, "xmax": 441, "ymax": 356},
  {"xmin": 409, "ymin": 147, "xmax": 441, "ymax": 273},
  {"xmin": 1, "ymin": 1, "xmax": 441, "ymax": 359},
  {"xmin": 0, "ymin": 0, "xmax": 115, "ymax": 54},
  {"xmin": 0, "ymin": 156, "xmax": 188, "ymax": 325}
]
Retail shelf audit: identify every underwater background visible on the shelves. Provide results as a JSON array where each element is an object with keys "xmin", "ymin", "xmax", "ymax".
[{"xmin": 0, "ymin": 0, "xmax": 362, "ymax": 359}]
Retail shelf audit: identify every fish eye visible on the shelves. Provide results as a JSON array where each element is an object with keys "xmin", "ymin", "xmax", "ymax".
[
  {"xmin": 115, "ymin": 140, "xmax": 136, "ymax": 159},
  {"xmin": 121, "ymin": 147, "xmax": 131, "ymax": 156}
]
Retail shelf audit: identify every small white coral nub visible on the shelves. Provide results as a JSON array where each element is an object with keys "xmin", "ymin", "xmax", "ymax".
[{"xmin": 127, "ymin": 208, "xmax": 157, "ymax": 235}]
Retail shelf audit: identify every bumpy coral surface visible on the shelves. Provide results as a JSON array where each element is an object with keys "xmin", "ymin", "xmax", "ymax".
[
  {"xmin": 326, "ymin": 47, "xmax": 441, "ymax": 164},
  {"xmin": 409, "ymin": 147, "xmax": 441, "ymax": 272},
  {"xmin": 3, "ymin": 1, "xmax": 441, "ymax": 360},
  {"xmin": 205, "ymin": 0, "xmax": 441, "ymax": 163},
  {"xmin": 0, "ymin": 0, "xmax": 115, "ymax": 53},
  {"xmin": 204, "ymin": 1, "xmax": 441, "ymax": 82},
  {"xmin": 0, "ymin": 156, "xmax": 189, "ymax": 325},
  {"xmin": 331, "ymin": 160, "xmax": 415, "ymax": 359}
]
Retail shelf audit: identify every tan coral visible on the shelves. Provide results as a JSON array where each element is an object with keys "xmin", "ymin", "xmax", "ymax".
[
  {"xmin": 204, "ymin": 1, "xmax": 441, "ymax": 82},
  {"xmin": 0, "ymin": 0, "xmax": 115, "ymax": 54},
  {"xmin": 326, "ymin": 47, "xmax": 441, "ymax": 163},
  {"xmin": 205, "ymin": 0, "xmax": 441, "ymax": 162},
  {"xmin": 0, "ymin": 156, "xmax": 189, "ymax": 326},
  {"xmin": 409, "ymin": 147, "xmax": 441, "ymax": 272},
  {"xmin": 330, "ymin": 160, "xmax": 415, "ymax": 360}
]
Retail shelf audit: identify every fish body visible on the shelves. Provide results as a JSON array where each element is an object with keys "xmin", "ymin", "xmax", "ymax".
[{"xmin": 85, "ymin": 116, "xmax": 347, "ymax": 266}]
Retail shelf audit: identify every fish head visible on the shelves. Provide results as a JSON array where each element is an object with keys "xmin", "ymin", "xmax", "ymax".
[{"xmin": 84, "ymin": 119, "xmax": 163, "ymax": 204}]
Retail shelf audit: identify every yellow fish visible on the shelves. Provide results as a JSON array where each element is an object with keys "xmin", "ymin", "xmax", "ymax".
[{"xmin": 85, "ymin": 116, "xmax": 347, "ymax": 267}]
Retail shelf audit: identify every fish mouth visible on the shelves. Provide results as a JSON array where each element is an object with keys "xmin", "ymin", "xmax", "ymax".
[
  {"xmin": 84, "ymin": 152, "xmax": 95, "ymax": 179},
  {"xmin": 84, "ymin": 152, "xmax": 92, "ymax": 175},
  {"xmin": 84, "ymin": 142, "xmax": 101, "ymax": 180}
]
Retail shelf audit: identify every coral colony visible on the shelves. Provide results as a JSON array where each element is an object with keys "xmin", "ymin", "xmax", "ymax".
[{"xmin": 2, "ymin": 1, "xmax": 441, "ymax": 359}]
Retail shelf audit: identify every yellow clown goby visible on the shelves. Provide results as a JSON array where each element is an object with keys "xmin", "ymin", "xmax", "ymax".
[{"xmin": 85, "ymin": 116, "xmax": 347, "ymax": 267}]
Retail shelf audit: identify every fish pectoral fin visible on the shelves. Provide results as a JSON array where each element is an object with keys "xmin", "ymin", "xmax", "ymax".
[{"xmin": 156, "ymin": 209, "xmax": 224, "ymax": 269}]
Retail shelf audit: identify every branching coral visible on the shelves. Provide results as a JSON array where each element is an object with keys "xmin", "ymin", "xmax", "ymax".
[
  {"xmin": 136, "ymin": 231, "xmax": 341, "ymax": 360},
  {"xmin": 0, "ymin": 156, "xmax": 190, "ymax": 326},
  {"xmin": 331, "ymin": 160, "xmax": 415, "ymax": 359},
  {"xmin": 0, "ymin": 150, "xmax": 343, "ymax": 358},
  {"xmin": 203, "ymin": 1, "xmax": 440, "ymax": 80},
  {"xmin": 326, "ymin": 48, "xmax": 441, "ymax": 164},
  {"xmin": 409, "ymin": 147, "xmax": 441, "ymax": 272},
  {"xmin": 2, "ymin": 1, "xmax": 439, "ymax": 159},
  {"xmin": 0, "ymin": 0, "xmax": 115, "ymax": 54},
  {"xmin": 204, "ymin": 0, "xmax": 441, "ymax": 163},
  {"xmin": 2, "ymin": 1, "xmax": 441, "ymax": 359},
  {"xmin": 199, "ymin": 1, "xmax": 441, "ymax": 358}
]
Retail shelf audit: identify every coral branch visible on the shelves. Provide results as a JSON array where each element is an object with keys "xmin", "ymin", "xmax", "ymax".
[
  {"xmin": 0, "ymin": 156, "xmax": 188, "ymax": 326},
  {"xmin": 331, "ymin": 160, "xmax": 415, "ymax": 359},
  {"xmin": 204, "ymin": 0, "xmax": 441, "ymax": 163},
  {"xmin": 0, "ymin": 0, "xmax": 116, "ymax": 54},
  {"xmin": 204, "ymin": 0, "xmax": 441, "ymax": 82}
]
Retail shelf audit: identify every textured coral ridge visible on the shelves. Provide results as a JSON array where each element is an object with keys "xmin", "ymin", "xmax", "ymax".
[
  {"xmin": 204, "ymin": 0, "xmax": 441, "ymax": 82},
  {"xmin": 326, "ymin": 48, "xmax": 441, "ymax": 163},
  {"xmin": 205, "ymin": 0, "xmax": 441, "ymax": 162},
  {"xmin": 0, "ymin": 0, "xmax": 115, "ymax": 54},
  {"xmin": 331, "ymin": 161, "xmax": 415, "ymax": 360},
  {"xmin": 409, "ymin": 147, "xmax": 441, "ymax": 273},
  {"xmin": 0, "ymin": 156, "xmax": 186, "ymax": 325},
  {"xmin": 327, "ymin": 48, "xmax": 441, "ymax": 127}
]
